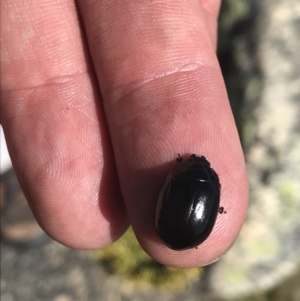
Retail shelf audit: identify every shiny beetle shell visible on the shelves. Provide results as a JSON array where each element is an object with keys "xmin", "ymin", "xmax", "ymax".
[{"xmin": 155, "ymin": 154, "xmax": 221, "ymax": 250}]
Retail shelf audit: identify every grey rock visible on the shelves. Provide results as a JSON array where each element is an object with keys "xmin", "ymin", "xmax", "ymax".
[{"xmin": 210, "ymin": 0, "xmax": 300, "ymax": 299}]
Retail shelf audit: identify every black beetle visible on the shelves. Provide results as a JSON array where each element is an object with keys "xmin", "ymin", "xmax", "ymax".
[{"xmin": 155, "ymin": 154, "xmax": 223, "ymax": 251}]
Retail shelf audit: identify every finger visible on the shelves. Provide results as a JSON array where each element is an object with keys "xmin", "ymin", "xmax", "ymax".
[
  {"xmin": 78, "ymin": 0, "xmax": 248, "ymax": 267},
  {"xmin": 200, "ymin": 0, "xmax": 222, "ymax": 48},
  {"xmin": 1, "ymin": 0, "xmax": 128, "ymax": 248}
]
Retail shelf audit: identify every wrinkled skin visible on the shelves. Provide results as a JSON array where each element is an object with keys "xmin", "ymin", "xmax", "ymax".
[{"xmin": 1, "ymin": 0, "xmax": 248, "ymax": 267}]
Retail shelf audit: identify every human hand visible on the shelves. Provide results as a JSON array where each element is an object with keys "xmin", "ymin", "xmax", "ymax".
[{"xmin": 0, "ymin": 0, "xmax": 248, "ymax": 267}]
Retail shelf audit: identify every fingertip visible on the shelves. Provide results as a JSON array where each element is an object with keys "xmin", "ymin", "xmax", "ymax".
[{"xmin": 129, "ymin": 152, "xmax": 248, "ymax": 268}]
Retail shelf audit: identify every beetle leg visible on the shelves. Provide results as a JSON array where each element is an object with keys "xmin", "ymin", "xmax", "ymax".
[
  {"xmin": 218, "ymin": 207, "xmax": 227, "ymax": 214},
  {"xmin": 176, "ymin": 154, "xmax": 183, "ymax": 162}
]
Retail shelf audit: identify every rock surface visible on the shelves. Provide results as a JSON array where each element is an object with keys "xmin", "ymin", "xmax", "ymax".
[{"xmin": 210, "ymin": 0, "xmax": 300, "ymax": 299}]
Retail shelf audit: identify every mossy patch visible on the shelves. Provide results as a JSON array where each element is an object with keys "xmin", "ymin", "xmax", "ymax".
[
  {"xmin": 278, "ymin": 180, "xmax": 298, "ymax": 221},
  {"xmin": 95, "ymin": 227, "xmax": 202, "ymax": 290}
]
